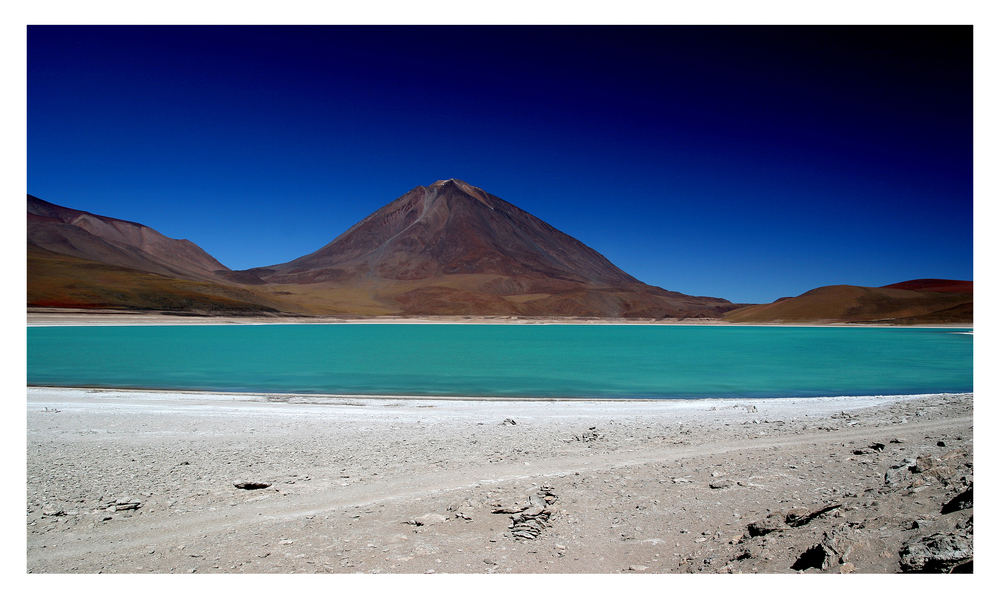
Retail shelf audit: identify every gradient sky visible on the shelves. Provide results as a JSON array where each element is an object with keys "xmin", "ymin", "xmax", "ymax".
[{"xmin": 27, "ymin": 25, "xmax": 972, "ymax": 304}]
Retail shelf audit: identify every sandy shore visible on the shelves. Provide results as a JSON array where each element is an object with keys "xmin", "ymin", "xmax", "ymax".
[
  {"xmin": 26, "ymin": 309, "xmax": 972, "ymax": 327},
  {"xmin": 27, "ymin": 388, "xmax": 973, "ymax": 573}
]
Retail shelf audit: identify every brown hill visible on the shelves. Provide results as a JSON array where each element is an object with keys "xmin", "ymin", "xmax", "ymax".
[
  {"xmin": 882, "ymin": 279, "xmax": 973, "ymax": 293},
  {"xmin": 27, "ymin": 195, "xmax": 280, "ymax": 313},
  {"xmin": 244, "ymin": 179, "xmax": 738, "ymax": 317},
  {"xmin": 28, "ymin": 245, "xmax": 282, "ymax": 313},
  {"xmin": 27, "ymin": 195, "xmax": 264, "ymax": 284},
  {"xmin": 723, "ymin": 282, "xmax": 972, "ymax": 324}
]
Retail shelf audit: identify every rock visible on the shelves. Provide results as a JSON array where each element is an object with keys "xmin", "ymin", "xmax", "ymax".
[
  {"xmin": 937, "ymin": 441, "xmax": 947, "ymax": 447},
  {"xmin": 885, "ymin": 458, "xmax": 917, "ymax": 487},
  {"xmin": 840, "ymin": 562, "xmax": 856, "ymax": 574},
  {"xmin": 112, "ymin": 498, "xmax": 141, "ymax": 511},
  {"xmin": 941, "ymin": 484, "xmax": 972, "ymax": 514},
  {"xmin": 410, "ymin": 513, "xmax": 447, "ymax": 526},
  {"xmin": 497, "ymin": 487, "xmax": 558, "ymax": 540},
  {"xmin": 790, "ymin": 541, "xmax": 838, "ymax": 571},
  {"xmin": 747, "ymin": 513, "xmax": 788, "ymax": 537},
  {"xmin": 784, "ymin": 504, "xmax": 840, "ymax": 528},
  {"xmin": 910, "ymin": 454, "xmax": 935, "ymax": 474},
  {"xmin": 628, "ymin": 564, "xmax": 648, "ymax": 571},
  {"xmin": 709, "ymin": 480, "xmax": 734, "ymax": 490},
  {"xmin": 574, "ymin": 427, "xmax": 603, "ymax": 442},
  {"xmin": 899, "ymin": 531, "xmax": 973, "ymax": 573},
  {"xmin": 234, "ymin": 481, "xmax": 271, "ymax": 490},
  {"xmin": 501, "ymin": 418, "xmax": 517, "ymax": 426}
]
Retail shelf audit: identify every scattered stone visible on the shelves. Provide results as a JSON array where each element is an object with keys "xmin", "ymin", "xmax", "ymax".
[
  {"xmin": 790, "ymin": 537, "xmax": 838, "ymax": 571},
  {"xmin": 103, "ymin": 498, "xmax": 141, "ymax": 513},
  {"xmin": 941, "ymin": 484, "xmax": 972, "ymax": 514},
  {"xmin": 747, "ymin": 513, "xmax": 788, "ymax": 537},
  {"xmin": 574, "ymin": 427, "xmax": 603, "ymax": 442},
  {"xmin": 899, "ymin": 531, "xmax": 973, "ymax": 573},
  {"xmin": 884, "ymin": 458, "xmax": 917, "ymax": 487},
  {"xmin": 234, "ymin": 481, "xmax": 271, "ymax": 490},
  {"xmin": 852, "ymin": 442, "xmax": 886, "ymax": 455},
  {"xmin": 784, "ymin": 504, "xmax": 841, "ymax": 528},
  {"xmin": 496, "ymin": 486, "xmax": 558, "ymax": 540},
  {"xmin": 407, "ymin": 513, "xmax": 448, "ymax": 527}
]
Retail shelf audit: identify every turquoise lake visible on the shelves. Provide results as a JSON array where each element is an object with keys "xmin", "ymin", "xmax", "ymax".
[{"xmin": 26, "ymin": 325, "xmax": 972, "ymax": 399}]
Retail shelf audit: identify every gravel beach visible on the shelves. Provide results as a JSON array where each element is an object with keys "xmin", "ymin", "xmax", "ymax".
[{"xmin": 26, "ymin": 388, "xmax": 973, "ymax": 574}]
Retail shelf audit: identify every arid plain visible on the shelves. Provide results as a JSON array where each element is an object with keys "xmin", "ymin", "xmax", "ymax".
[{"xmin": 27, "ymin": 388, "xmax": 972, "ymax": 574}]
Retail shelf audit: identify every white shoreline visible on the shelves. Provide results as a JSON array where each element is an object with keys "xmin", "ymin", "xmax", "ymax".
[
  {"xmin": 27, "ymin": 385, "xmax": 970, "ymax": 408},
  {"xmin": 25, "ymin": 311, "xmax": 972, "ymax": 328}
]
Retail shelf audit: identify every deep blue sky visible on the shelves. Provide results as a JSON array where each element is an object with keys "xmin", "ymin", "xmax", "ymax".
[{"xmin": 27, "ymin": 26, "xmax": 971, "ymax": 303}]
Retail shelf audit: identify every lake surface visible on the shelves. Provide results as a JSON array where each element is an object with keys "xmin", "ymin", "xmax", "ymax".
[{"xmin": 27, "ymin": 325, "xmax": 972, "ymax": 399}]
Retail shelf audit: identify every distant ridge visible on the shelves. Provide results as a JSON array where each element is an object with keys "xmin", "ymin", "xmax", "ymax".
[
  {"xmin": 882, "ymin": 279, "xmax": 973, "ymax": 293},
  {"xmin": 27, "ymin": 195, "xmax": 278, "ymax": 313},
  {"xmin": 27, "ymin": 195, "xmax": 260, "ymax": 284},
  {"xmin": 723, "ymin": 281, "xmax": 972, "ymax": 324}
]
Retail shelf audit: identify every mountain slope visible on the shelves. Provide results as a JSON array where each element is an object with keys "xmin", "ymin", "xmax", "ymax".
[
  {"xmin": 245, "ymin": 179, "xmax": 738, "ymax": 317},
  {"xmin": 27, "ymin": 195, "xmax": 279, "ymax": 313},
  {"xmin": 723, "ymin": 281, "xmax": 973, "ymax": 324},
  {"xmin": 28, "ymin": 195, "xmax": 264, "ymax": 284},
  {"xmin": 28, "ymin": 245, "xmax": 281, "ymax": 313}
]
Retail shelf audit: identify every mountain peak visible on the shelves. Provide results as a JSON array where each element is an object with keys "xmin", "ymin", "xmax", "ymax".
[{"xmin": 428, "ymin": 178, "xmax": 480, "ymax": 194}]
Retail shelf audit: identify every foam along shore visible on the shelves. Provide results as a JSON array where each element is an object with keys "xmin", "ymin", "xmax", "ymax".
[
  {"xmin": 27, "ymin": 387, "xmax": 973, "ymax": 573},
  {"xmin": 26, "ymin": 310, "xmax": 973, "ymax": 328}
]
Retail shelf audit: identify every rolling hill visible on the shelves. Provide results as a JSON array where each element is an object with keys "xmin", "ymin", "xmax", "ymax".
[{"xmin": 723, "ymin": 280, "xmax": 972, "ymax": 324}]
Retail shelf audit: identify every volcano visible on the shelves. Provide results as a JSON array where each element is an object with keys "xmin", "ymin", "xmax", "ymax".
[{"xmin": 243, "ymin": 179, "xmax": 738, "ymax": 317}]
